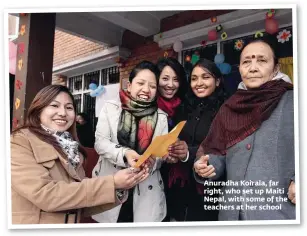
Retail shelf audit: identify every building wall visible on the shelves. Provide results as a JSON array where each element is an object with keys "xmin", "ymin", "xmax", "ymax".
[
  {"xmin": 120, "ymin": 31, "xmax": 176, "ymax": 89},
  {"xmin": 161, "ymin": 10, "xmax": 234, "ymax": 32},
  {"xmin": 119, "ymin": 10, "xmax": 234, "ymax": 88},
  {"xmin": 52, "ymin": 10, "xmax": 233, "ymax": 86},
  {"xmin": 52, "ymin": 29, "xmax": 106, "ymax": 84}
]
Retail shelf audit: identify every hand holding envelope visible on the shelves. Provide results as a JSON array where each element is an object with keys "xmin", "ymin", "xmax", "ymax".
[{"xmin": 134, "ymin": 121, "xmax": 187, "ymax": 168}]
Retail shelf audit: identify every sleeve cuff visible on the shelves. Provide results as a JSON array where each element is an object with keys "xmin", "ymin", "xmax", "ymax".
[{"xmin": 180, "ymin": 151, "xmax": 189, "ymax": 162}]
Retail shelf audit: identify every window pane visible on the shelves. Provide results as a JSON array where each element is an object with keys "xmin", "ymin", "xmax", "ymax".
[
  {"xmin": 83, "ymin": 93, "xmax": 97, "ymax": 133},
  {"xmin": 68, "ymin": 75, "xmax": 82, "ymax": 93},
  {"xmin": 108, "ymin": 66, "xmax": 120, "ymax": 84},
  {"xmin": 83, "ymin": 70, "xmax": 100, "ymax": 90},
  {"xmin": 101, "ymin": 66, "xmax": 120, "ymax": 85},
  {"xmin": 73, "ymin": 94, "xmax": 82, "ymax": 114}
]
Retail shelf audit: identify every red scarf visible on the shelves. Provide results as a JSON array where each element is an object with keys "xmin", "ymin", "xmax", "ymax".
[
  {"xmin": 195, "ymin": 80, "xmax": 293, "ymax": 195},
  {"xmin": 157, "ymin": 96, "xmax": 181, "ymax": 118},
  {"xmin": 197, "ymin": 80, "xmax": 293, "ymax": 157}
]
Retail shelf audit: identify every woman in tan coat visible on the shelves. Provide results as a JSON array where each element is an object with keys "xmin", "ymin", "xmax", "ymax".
[{"xmin": 10, "ymin": 85, "xmax": 149, "ymax": 224}]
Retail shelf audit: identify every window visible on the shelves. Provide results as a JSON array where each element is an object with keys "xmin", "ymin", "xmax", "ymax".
[
  {"xmin": 68, "ymin": 65, "xmax": 120, "ymax": 132},
  {"xmin": 180, "ymin": 25, "xmax": 293, "ymax": 96},
  {"xmin": 8, "ymin": 14, "xmax": 19, "ymax": 40}
]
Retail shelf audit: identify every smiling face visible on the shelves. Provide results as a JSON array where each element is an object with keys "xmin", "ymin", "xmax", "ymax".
[
  {"xmin": 239, "ymin": 41, "xmax": 278, "ymax": 89},
  {"xmin": 190, "ymin": 65, "xmax": 220, "ymax": 98},
  {"xmin": 127, "ymin": 69, "xmax": 157, "ymax": 101},
  {"xmin": 39, "ymin": 92, "xmax": 75, "ymax": 132},
  {"xmin": 158, "ymin": 66, "xmax": 180, "ymax": 99}
]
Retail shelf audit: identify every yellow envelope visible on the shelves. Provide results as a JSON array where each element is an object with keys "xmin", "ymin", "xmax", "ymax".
[{"xmin": 135, "ymin": 121, "xmax": 186, "ymax": 168}]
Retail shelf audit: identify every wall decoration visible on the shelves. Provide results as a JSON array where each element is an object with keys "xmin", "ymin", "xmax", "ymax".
[
  {"xmin": 19, "ymin": 25, "xmax": 26, "ymax": 36},
  {"xmin": 216, "ymin": 24, "xmax": 223, "ymax": 32},
  {"xmin": 18, "ymin": 43, "xmax": 25, "ymax": 54},
  {"xmin": 211, "ymin": 16, "xmax": 217, "ymax": 23},
  {"xmin": 18, "ymin": 58, "xmax": 23, "ymax": 71},
  {"xmin": 221, "ymin": 32, "xmax": 228, "ymax": 40},
  {"xmin": 89, "ymin": 83, "xmax": 105, "ymax": 97},
  {"xmin": 214, "ymin": 54, "xmax": 225, "ymax": 64},
  {"xmin": 208, "ymin": 29, "xmax": 218, "ymax": 41},
  {"xmin": 173, "ymin": 40, "xmax": 183, "ymax": 52},
  {"xmin": 15, "ymin": 80, "xmax": 23, "ymax": 90},
  {"xmin": 266, "ymin": 9, "xmax": 276, "ymax": 19},
  {"xmin": 265, "ymin": 18, "xmax": 279, "ymax": 34},
  {"xmin": 216, "ymin": 63, "xmax": 232, "ymax": 75},
  {"xmin": 277, "ymin": 29, "xmax": 292, "ymax": 43},
  {"xmin": 191, "ymin": 53, "xmax": 200, "ymax": 65},
  {"xmin": 185, "ymin": 55, "xmax": 191, "ymax": 62},
  {"xmin": 89, "ymin": 83, "xmax": 98, "ymax": 90},
  {"xmin": 90, "ymin": 85, "xmax": 105, "ymax": 97},
  {"xmin": 15, "ymin": 98, "xmax": 21, "ymax": 110},
  {"xmin": 13, "ymin": 118, "xmax": 19, "ymax": 129},
  {"xmin": 214, "ymin": 53, "xmax": 231, "ymax": 75},
  {"xmin": 254, "ymin": 31, "xmax": 264, "ymax": 38},
  {"xmin": 234, "ymin": 39, "xmax": 244, "ymax": 51}
]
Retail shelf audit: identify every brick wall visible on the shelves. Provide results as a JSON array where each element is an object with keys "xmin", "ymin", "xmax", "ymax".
[
  {"xmin": 120, "ymin": 31, "xmax": 177, "ymax": 89},
  {"xmin": 52, "ymin": 29, "xmax": 106, "ymax": 84},
  {"xmin": 53, "ymin": 30, "xmax": 106, "ymax": 67}
]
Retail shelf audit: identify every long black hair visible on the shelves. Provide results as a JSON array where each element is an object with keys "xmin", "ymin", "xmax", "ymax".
[
  {"xmin": 129, "ymin": 60, "xmax": 160, "ymax": 83},
  {"xmin": 186, "ymin": 58, "xmax": 229, "ymax": 109},
  {"xmin": 156, "ymin": 57, "xmax": 188, "ymax": 100}
]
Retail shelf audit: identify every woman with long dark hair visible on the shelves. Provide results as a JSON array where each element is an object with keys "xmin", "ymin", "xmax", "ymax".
[
  {"xmin": 76, "ymin": 112, "xmax": 95, "ymax": 148},
  {"xmin": 167, "ymin": 58, "xmax": 229, "ymax": 221}
]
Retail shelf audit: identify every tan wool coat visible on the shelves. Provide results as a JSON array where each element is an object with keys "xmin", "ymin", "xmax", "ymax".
[{"xmin": 11, "ymin": 128, "xmax": 120, "ymax": 224}]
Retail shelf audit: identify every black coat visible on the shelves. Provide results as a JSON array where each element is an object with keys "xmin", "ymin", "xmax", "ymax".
[
  {"xmin": 165, "ymin": 90, "xmax": 227, "ymax": 221},
  {"xmin": 76, "ymin": 123, "xmax": 95, "ymax": 148}
]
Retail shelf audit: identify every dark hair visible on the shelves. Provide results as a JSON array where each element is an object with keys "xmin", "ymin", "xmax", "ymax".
[
  {"xmin": 240, "ymin": 35, "xmax": 279, "ymax": 66},
  {"xmin": 12, "ymin": 85, "xmax": 86, "ymax": 158},
  {"xmin": 188, "ymin": 58, "xmax": 229, "ymax": 107},
  {"xmin": 193, "ymin": 58, "xmax": 223, "ymax": 81},
  {"xmin": 77, "ymin": 112, "xmax": 90, "ymax": 124},
  {"xmin": 156, "ymin": 57, "xmax": 188, "ymax": 100},
  {"xmin": 129, "ymin": 60, "xmax": 160, "ymax": 83}
]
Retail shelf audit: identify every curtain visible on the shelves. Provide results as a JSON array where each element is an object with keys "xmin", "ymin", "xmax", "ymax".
[{"xmin": 279, "ymin": 57, "xmax": 293, "ymax": 83}]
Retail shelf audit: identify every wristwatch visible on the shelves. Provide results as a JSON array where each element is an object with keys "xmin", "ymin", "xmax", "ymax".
[{"xmin": 116, "ymin": 189, "xmax": 125, "ymax": 202}]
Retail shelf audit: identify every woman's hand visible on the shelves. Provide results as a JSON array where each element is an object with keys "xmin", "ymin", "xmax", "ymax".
[
  {"xmin": 125, "ymin": 149, "xmax": 140, "ymax": 167},
  {"xmin": 142, "ymin": 155, "xmax": 156, "ymax": 172},
  {"xmin": 113, "ymin": 167, "xmax": 149, "ymax": 190},
  {"xmin": 168, "ymin": 140, "xmax": 188, "ymax": 162},
  {"xmin": 194, "ymin": 155, "xmax": 216, "ymax": 178},
  {"xmin": 164, "ymin": 155, "xmax": 179, "ymax": 164},
  {"xmin": 288, "ymin": 181, "xmax": 296, "ymax": 204}
]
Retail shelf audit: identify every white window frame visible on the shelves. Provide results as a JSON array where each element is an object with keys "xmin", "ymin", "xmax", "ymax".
[
  {"xmin": 8, "ymin": 15, "xmax": 19, "ymax": 41},
  {"xmin": 68, "ymin": 64, "xmax": 118, "ymax": 112}
]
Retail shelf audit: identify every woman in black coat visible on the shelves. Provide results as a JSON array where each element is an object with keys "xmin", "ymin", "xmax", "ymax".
[
  {"xmin": 167, "ymin": 58, "xmax": 229, "ymax": 221},
  {"xmin": 76, "ymin": 113, "xmax": 95, "ymax": 148}
]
